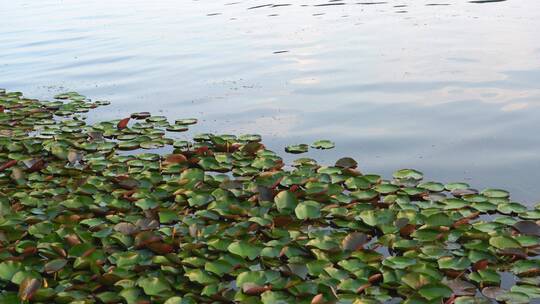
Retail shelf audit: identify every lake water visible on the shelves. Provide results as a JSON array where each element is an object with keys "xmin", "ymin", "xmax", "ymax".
[{"xmin": 1, "ymin": 0, "xmax": 540, "ymax": 203}]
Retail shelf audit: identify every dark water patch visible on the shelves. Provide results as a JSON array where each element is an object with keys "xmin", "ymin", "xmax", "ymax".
[
  {"xmin": 357, "ymin": 1, "xmax": 387, "ymax": 5},
  {"xmin": 273, "ymin": 50, "xmax": 289, "ymax": 54},
  {"xmin": 500, "ymin": 271, "xmax": 517, "ymax": 289},
  {"xmin": 426, "ymin": 3, "xmax": 451, "ymax": 6},
  {"xmin": 206, "ymin": 12, "xmax": 222, "ymax": 16},
  {"xmin": 18, "ymin": 36, "xmax": 89, "ymax": 48},
  {"xmin": 247, "ymin": 4, "xmax": 273, "ymax": 10},
  {"xmin": 314, "ymin": 2, "xmax": 346, "ymax": 6}
]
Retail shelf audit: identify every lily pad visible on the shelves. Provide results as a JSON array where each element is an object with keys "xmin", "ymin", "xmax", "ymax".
[
  {"xmin": 418, "ymin": 283, "xmax": 452, "ymax": 301},
  {"xmin": 393, "ymin": 169, "xmax": 423, "ymax": 181},
  {"xmin": 489, "ymin": 235, "xmax": 521, "ymax": 250},
  {"xmin": 295, "ymin": 200, "xmax": 321, "ymax": 220},
  {"xmin": 175, "ymin": 118, "xmax": 198, "ymax": 125},
  {"xmin": 482, "ymin": 188, "xmax": 510, "ymax": 199},
  {"xmin": 285, "ymin": 144, "xmax": 308, "ymax": 154},
  {"xmin": 311, "ymin": 140, "xmax": 335, "ymax": 150}
]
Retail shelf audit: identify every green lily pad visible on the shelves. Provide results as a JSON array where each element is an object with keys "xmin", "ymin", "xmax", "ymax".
[
  {"xmin": 274, "ymin": 190, "xmax": 298, "ymax": 213},
  {"xmin": 227, "ymin": 241, "xmax": 262, "ymax": 260},
  {"xmin": 175, "ymin": 118, "xmax": 198, "ymax": 125},
  {"xmin": 382, "ymin": 256, "xmax": 416, "ymax": 269},
  {"xmin": 481, "ymin": 188, "xmax": 510, "ymax": 198},
  {"xmin": 495, "ymin": 291, "xmax": 530, "ymax": 304},
  {"xmin": 311, "ymin": 140, "xmax": 335, "ymax": 150},
  {"xmin": 0, "ymin": 261, "xmax": 22, "ymax": 281},
  {"xmin": 438, "ymin": 257, "xmax": 471, "ymax": 271},
  {"xmin": 393, "ymin": 169, "xmax": 423, "ymax": 181},
  {"xmin": 417, "ymin": 182, "xmax": 445, "ymax": 192},
  {"xmin": 285, "ymin": 144, "xmax": 308, "ymax": 154},
  {"xmin": 489, "ymin": 235, "xmax": 521, "ymax": 249},
  {"xmin": 295, "ymin": 200, "xmax": 321, "ymax": 220},
  {"xmin": 418, "ymin": 283, "xmax": 452, "ymax": 301},
  {"xmin": 138, "ymin": 277, "xmax": 171, "ymax": 296},
  {"xmin": 445, "ymin": 182, "xmax": 470, "ymax": 191},
  {"xmin": 166, "ymin": 125, "xmax": 188, "ymax": 132}
]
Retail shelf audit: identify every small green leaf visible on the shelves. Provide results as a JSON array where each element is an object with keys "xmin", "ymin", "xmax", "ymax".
[
  {"xmin": 295, "ymin": 200, "xmax": 321, "ymax": 220},
  {"xmin": 227, "ymin": 241, "xmax": 262, "ymax": 260},
  {"xmin": 274, "ymin": 190, "xmax": 298, "ymax": 213},
  {"xmin": 418, "ymin": 283, "xmax": 452, "ymax": 300},
  {"xmin": 311, "ymin": 140, "xmax": 335, "ymax": 150},
  {"xmin": 489, "ymin": 235, "xmax": 521, "ymax": 249}
]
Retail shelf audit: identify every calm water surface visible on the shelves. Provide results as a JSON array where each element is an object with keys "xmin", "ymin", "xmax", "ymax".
[{"xmin": 1, "ymin": 0, "xmax": 540, "ymax": 203}]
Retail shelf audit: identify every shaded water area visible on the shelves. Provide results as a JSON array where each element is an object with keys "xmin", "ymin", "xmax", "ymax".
[{"xmin": 1, "ymin": 0, "xmax": 540, "ymax": 203}]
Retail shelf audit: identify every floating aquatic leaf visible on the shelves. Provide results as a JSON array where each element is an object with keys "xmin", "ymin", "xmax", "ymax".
[
  {"xmin": 44, "ymin": 259, "xmax": 68, "ymax": 274},
  {"xmin": 489, "ymin": 235, "xmax": 521, "ymax": 249},
  {"xmin": 131, "ymin": 112, "xmax": 151, "ymax": 119},
  {"xmin": 469, "ymin": 269, "xmax": 501, "ymax": 285},
  {"xmin": 285, "ymin": 144, "xmax": 308, "ymax": 154},
  {"xmin": 393, "ymin": 169, "xmax": 423, "ymax": 180},
  {"xmin": 374, "ymin": 183, "xmax": 399, "ymax": 194},
  {"xmin": 0, "ymin": 261, "xmax": 22, "ymax": 281},
  {"xmin": 274, "ymin": 190, "xmax": 298, "ymax": 213},
  {"xmin": 498, "ymin": 202, "xmax": 527, "ymax": 214},
  {"xmin": 418, "ymin": 283, "xmax": 452, "ymax": 301},
  {"xmin": 417, "ymin": 181, "xmax": 445, "ymax": 192},
  {"xmin": 438, "ymin": 256, "xmax": 471, "ymax": 270},
  {"xmin": 166, "ymin": 125, "xmax": 188, "ymax": 132},
  {"xmin": 146, "ymin": 116, "xmax": 167, "ymax": 123},
  {"xmin": 311, "ymin": 139, "xmax": 335, "ymax": 149},
  {"xmin": 138, "ymin": 276, "xmax": 171, "ymax": 296},
  {"xmin": 453, "ymin": 296, "xmax": 491, "ymax": 304},
  {"xmin": 511, "ymin": 260, "xmax": 540, "ymax": 276},
  {"xmin": 117, "ymin": 117, "xmax": 130, "ymax": 129},
  {"xmin": 227, "ymin": 241, "xmax": 262, "ymax": 260},
  {"xmin": 495, "ymin": 291, "xmax": 530, "ymax": 304},
  {"xmin": 335, "ymin": 157, "xmax": 358, "ymax": 169},
  {"xmin": 238, "ymin": 134, "xmax": 261, "ymax": 142},
  {"xmin": 382, "ymin": 256, "xmax": 416, "ymax": 269},
  {"xmin": 295, "ymin": 200, "xmax": 321, "ymax": 219},
  {"xmin": 482, "ymin": 188, "xmax": 510, "ymax": 198},
  {"xmin": 175, "ymin": 118, "xmax": 197, "ymax": 125}
]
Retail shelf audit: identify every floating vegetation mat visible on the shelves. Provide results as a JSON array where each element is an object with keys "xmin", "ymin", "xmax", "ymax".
[{"xmin": 1, "ymin": 89, "xmax": 540, "ymax": 304}]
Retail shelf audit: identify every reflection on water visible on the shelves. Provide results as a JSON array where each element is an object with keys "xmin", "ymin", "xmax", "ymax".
[{"xmin": 1, "ymin": 0, "xmax": 539, "ymax": 203}]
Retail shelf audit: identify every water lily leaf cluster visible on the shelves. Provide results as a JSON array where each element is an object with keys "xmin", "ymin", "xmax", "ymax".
[{"xmin": 1, "ymin": 89, "xmax": 540, "ymax": 304}]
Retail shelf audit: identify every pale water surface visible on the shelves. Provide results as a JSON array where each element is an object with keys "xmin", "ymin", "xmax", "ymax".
[{"xmin": 1, "ymin": 0, "xmax": 540, "ymax": 203}]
